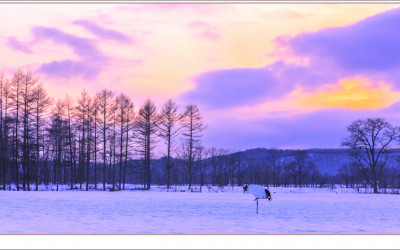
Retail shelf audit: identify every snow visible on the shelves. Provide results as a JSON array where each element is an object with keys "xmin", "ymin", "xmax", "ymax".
[{"xmin": 0, "ymin": 186, "xmax": 399, "ymax": 234}]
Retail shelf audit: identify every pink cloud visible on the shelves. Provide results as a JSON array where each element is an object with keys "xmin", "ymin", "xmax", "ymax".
[
  {"xmin": 73, "ymin": 19, "xmax": 133, "ymax": 44},
  {"xmin": 189, "ymin": 21, "xmax": 220, "ymax": 41},
  {"xmin": 116, "ymin": 3, "xmax": 231, "ymax": 19},
  {"xmin": 6, "ymin": 37, "xmax": 33, "ymax": 53},
  {"xmin": 9, "ymin": 22, "xmax": 136, "ymax": 80}
]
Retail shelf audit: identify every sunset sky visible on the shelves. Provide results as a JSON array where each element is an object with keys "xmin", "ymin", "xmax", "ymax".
[{"xmin": 1, "ymin": 3, "xmax": 400, "ymax": 151}]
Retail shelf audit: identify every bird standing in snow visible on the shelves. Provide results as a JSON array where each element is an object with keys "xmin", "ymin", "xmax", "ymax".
[{"xmin": 243, "ymin": 184, "xmax": 272, "ymax": 213}]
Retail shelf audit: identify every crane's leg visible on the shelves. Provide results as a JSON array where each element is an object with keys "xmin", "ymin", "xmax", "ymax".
[{"xmin": 256, "ymin": 199, "xmax": 259, "ymax": 214}]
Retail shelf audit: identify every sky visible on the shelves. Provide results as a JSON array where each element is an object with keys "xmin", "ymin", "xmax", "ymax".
[{"xmin": 1, "ymin": 3, "xmax": 400, "ymax": 151}]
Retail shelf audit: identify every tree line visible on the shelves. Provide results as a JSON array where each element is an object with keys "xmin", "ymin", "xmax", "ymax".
[
  {"xmin": 1, "ymin": 70, "xmax": 399, "ymax": 193},
  {"xmin": 151, "ymin": 144, "xmax": 400, "ymax": 194},
  {"xmin": 146, "ymin": 119, "xmax": 400, "ymax": 194},
  {"xmin": 0, "ymin": 69, "xmax": 205, "ymax": 191}
]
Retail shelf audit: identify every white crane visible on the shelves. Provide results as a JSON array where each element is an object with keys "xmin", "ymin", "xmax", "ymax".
[{"xmin": 243, "ymin": 184, "xmax": 272, "ymax": 214}]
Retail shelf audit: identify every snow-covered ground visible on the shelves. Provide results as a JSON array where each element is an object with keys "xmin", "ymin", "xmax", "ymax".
[{"xmin": 0, "ymin": 186, "xmax": 399, "ymax": 234}]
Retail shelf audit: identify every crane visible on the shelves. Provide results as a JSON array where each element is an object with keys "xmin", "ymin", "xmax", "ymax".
[{"xmin": 243, "ymin": 184, "xmax": 272, "ymax": 214}]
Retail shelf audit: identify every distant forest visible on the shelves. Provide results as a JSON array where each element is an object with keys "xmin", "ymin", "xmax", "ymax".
[{"xmin": 0, "ymin": 69, "xmax": 399, "ymax": 193}]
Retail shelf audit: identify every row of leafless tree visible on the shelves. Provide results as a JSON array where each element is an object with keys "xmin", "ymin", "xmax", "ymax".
[
  {"xmin": 148, "ymin": 116, "xmax": 400, "ymax": 192},
  {"xmin": 336, "ymin": 158, "xmax": 400, "ymax": 192},
  {"xmin": 151, "ymin": 144, "xmax": 400, "ymax": 191},
  {"xmin": 1, "ymin": 70, "xmax": 399, "ymax": 193},
  {"xmin": 149, "ymin": 147, "xmax": 329, "ymax": 189},
  {"xmin": 0, "ymin": 69, "xmax": 205, "ymax": 191}
]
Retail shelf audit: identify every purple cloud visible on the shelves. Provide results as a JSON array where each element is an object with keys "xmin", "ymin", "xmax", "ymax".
[
  {"xmin": 73, "ymin": 19, "xmax": 132, "ymax": 44},
  {"xmin": 181, "ymin": 7, "xmax": 400, "ymax": 111},
  {"xmin": 179, "ymin": 7, "xmax": 400, "ymax": 150},
  {"xmin": 181, "ymin": 67, "xmax": 281, "ymax": 109},
  {"xmin": 288, "ymin": 7, "xmax": 400, "ymax": 72},
  {"xmin": 33, "ymin": 26, "xmax": 104, "ymax": 60},
  {"xmin": 6, "ymin": 37, "xmax": 33, "ymax": 53},
  {"xmin": 39, "ymin": 60, "xmax": 101, "ymax": 80},
  {"xmin": 180, "ymin": 61, "xmax": 342, "ymax": 110},
  {"xmin": 31, "ymin": 26, "xmax": 107, "ymax": 79}
]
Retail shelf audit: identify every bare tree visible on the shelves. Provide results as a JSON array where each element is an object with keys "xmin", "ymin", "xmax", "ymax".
[
  {"xmin": 248, "ymin": 159, "xmax": 263, "ymax": 185},
  {"xmin": 0, "ymin": 72, "xmax": 12, "ymax": 190},
  {"xmin": 338, "ymin": 163, "xmax": 352, "ymax": 188},
  {"xmin": 95, "ymin": 89, "xmax": 114, "ymax": 191},
  {"xmin": 134, "ymin": 98, "xmax": 158, "ymax": 190},
  {"xmin": 342, "ymin": 118, "xmax": 400, "ymax": 193},
  {"xmin": 32, "ymin": 84, "xmax": 52, "ymax": 190},
  {"xmin": 110, "ymin": 102, "xmax": 117, "ymax": 191},
  {"xmin": 283, "ymin": 161, "xmax": 297, "ymax": 187},
  {"xmin": 62, "ymin": 95, "xmax": 75, "ymax": 190},
  {"xmin": 194, "ymin": 144, "xmax": 208, "ymax": 191},
  {"xmin": 205, "ymin": 147, "xmax": 229, "ymax": 187},
  {"xmin": 92, "ymin": 98, "xmax": 99, "ymax": 189},
  {"xmin": 233, "ymin": 151, "xmax": 247, "ymax": 186},
  {"xmin": 115, "ymin": 93, "xmax": 134, "ymax": 190},
  {"xmin": 86, "ymin": 96, "xmax": 94, "ymax": 191},
  {"xmin": 75, "ymin": 90, "xmax": 92, "ymax": 190},
  {"xmin": 21, "ymin": 71, "xmax": 40, "ymax": 190},
  {"xmin": 10, "ymin": 69, "xmax": 24, "ymax": 190},
  {"xmin": 267, "ymin": 147, "xmax": 283, "ymax": 187},
  {"xmin": 157, "ymin": 99, "xmax": 182, "ymax": 189},
  {"xmin": 294, "ymin": 150, "xmax": 310, "ymax": 187},
  {"xmin": 0, "ymin": 72, "xmax": 4, "ymax": 189},
  {"xmin": 181, "ymin": 104, "xmax": 206, "ymax": 189},
  {"xmin": 48, "ymin": 99, "xmax": 67, "ymax": 191},
  {"xmin": 123, "ymin": 100, "xmax": 134, "ymax": 190},
  {"xmin": 1, "ymin": 77, "xmax": 12, "ymax": 190},
  {"xmin": 222, "ymin": 150, "xmax": 239, "ymax": 186}
]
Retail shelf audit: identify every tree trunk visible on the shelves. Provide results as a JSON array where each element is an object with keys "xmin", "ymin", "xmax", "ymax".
[
  {"xmin": 103, "ymin": 111, "xmax": 106, "ymax": 191},
  {"xmin": 94, "ymin": 113, "xmax": 97, "ymax": 190},
  {"xmin": 119, "ymin": 115, "xmax": 123, "ymax": 190},
  {"xmin": 188, "ymin": 115, "xmax": 193, "ymax": 190},
  {"xmin": 86, "ymin": 114, "xmax": 91, "ymax": 191},
  {"xmin": 112, "ymin": 114, "xmax": 116, "ymax": 191},
  {"xmin": 167, "ymin": 134, "xmax": 171, "ymax": 189},
  {"xmin": 123, "ymin": 121, "xmax": 129, "ymax": 190}
]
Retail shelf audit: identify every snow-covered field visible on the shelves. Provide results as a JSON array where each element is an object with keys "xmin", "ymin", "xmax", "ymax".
[{"xmin": 0, "ymin": 186, "xmax": 399, "ymax": 234}]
